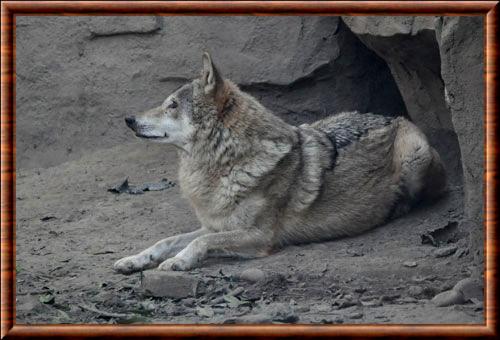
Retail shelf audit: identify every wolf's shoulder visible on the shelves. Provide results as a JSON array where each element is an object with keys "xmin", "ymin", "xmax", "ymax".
[{"xmin": 311, "ymin": 111, "xmax": 400, "ymax": 149}]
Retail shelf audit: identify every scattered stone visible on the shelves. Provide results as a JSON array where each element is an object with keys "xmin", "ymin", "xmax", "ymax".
[
  {"xmin": 142, "ymin": 271, "xmax": 203, "ymax": 299},
  {"xmin": 230, "ymin": 286, "xmax": 245, "ymax": 297},
  {"xmin": 239, "ymin": 268, "xmax": 265, "ymax": 283},
  {"xmin": 320, "ymin": 318, "xmax": 334, "ymax": 324},
  {"xmin": 263, "ymin": 303, "xmax": 299, "ymax": 323},
  {"xmin": 295, "ymin": 305, "xmax": 310, "ymax": 313},
  {"xmin": 38, "ymin": 293, "xmax": 55, "ymax": 304},
  {"xmin": 223, "ymin": 294, "xmax": 248, "ymax": 308},
  {"xmin": 421, "ymin": 286, "xmax": 437, "ymax": 299},
  {"xmin": 431, "ymin": 289, "xmax": 465, "ymax": 307},
  {"xmin": 320, "ymin": 317, "xmax": 343, "ymax": 324},
  {"xmin": 408, "ymin": 285, "xmax": 424, "ymax": 298},
  {"xmin": 196, "ymin": 305, "xmax": 214, "ymax": 318},
  {"xmin": 453, "ymin": 278, "xmax": 483, "ymax": 301},
  {"xmin": 421, "ymin": 221, "xmax": 459, "ymax": 247},
  {"xmin": 313, "ymin": 303, "xmax": 331, "ymax": 313},
  {"xmin": 439, "ymin": 282, "xmax": 454, "ymax": 292},
  {"xmin": 347, "ymin": 312, "xmax": 363, "ymax": 319},
  {"xmin": 411, "ymin": 275, "xmax": 436, "ymax": 283},
  {"xmin": 241, "ymin": 287, "xmax": 262, "ymax": 301},
  {"xmin": 360, "ymin": 299, "xmax": 382, "ymax": 307},
  {"xmin": 335, "ymin": 296, "xmax": 358, "ymax": 309},
  {"xmin": 99, "ymin": 292, "xmax": 126, "ymax": 308},
  {"xmin": 354, "ymin": 287, "xmax": 367, "ymax": 293},
  {"xmin": 139, "ymin": 300, "xmax": 155, "ymax": 312},
  {"xmin": 40, "ymin": 216, "xmax": 56, "ymax": 222},
  {"xmin": 455, "ymin": 247, "xmax": 469, "ymax": 258},
  {"xmin": 346, "ymin": 249, "xmax": 364, "ymax": 257},
  {"xmin": 224, "ymin": 313, "xmax": 272, "ymax": 324},
  {"xmin": 182, "ymin": 298, "xmax": 196, "ymax": 307},
  {"xmin": 469, "ymin": 298, "xmax": 484, "ymax": 311},
  {"xmin": 108, "ymin": 178, "xmax": 175, "ymax": 195},
  {"xmin": 171, "ymin": 305, "xmax": 191, "ymax": 316},
  {"xmin": 403, "ymin": 261, "xmax": 418, "ymax": 268},
  {"xmin": 433, "ymin": 245, "xmax": 458, "ymax": 258},
  {"xmin": 108, "ymin": 178, "xmax": 130, "ymax": 194},
  {"xmin": 380, "ymin": 294, "xmax": 400, "ymax": 303},
  {"xmin": 399, "ymin": 297, "xmax": 418, "ymax": 304}
]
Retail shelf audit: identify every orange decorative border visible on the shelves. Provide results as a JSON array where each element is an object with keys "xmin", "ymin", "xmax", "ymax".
[{"xmin": 1, "ymin": 1, "xmax": 498, "ymax": 338}]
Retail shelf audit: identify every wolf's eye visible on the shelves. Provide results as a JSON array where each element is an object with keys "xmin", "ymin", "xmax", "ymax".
[{"xmin": 167, "ymin": 101, "xmax": 178, "ymax": 109}]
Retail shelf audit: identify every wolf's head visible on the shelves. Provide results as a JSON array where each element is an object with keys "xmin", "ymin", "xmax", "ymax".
[{"xmin": 125, "ymin": 52, "xmax": 231, "ymax": 151}]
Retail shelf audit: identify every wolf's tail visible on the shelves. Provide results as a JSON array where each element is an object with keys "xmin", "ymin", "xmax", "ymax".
[
  {"xmin": 390, "ymin": 119, "xmax": 448, "ymax": 219},
  {"xmin": 420, "ymin": 146, "xmax": 448, "ymax": 201}
]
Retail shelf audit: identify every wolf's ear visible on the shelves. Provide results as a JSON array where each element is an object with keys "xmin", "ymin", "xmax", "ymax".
[{"xmin": 201, "ymin": 52, "xmax": 223, "ymax": 97}]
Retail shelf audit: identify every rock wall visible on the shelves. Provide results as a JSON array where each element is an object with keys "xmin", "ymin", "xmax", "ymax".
[
  {"xmin": 437, "ymin": 17, "xmax": 484, "ymax": 260},
  {"xmin": 342, "ymin": 16, "xmax": 484, "ymax": 260},
  {"xmin": 16, "ymin": 16, "xmax": 405, "ymax": 169}
]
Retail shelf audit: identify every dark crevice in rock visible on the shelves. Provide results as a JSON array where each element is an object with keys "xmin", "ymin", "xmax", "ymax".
[
  {"xmin": 239, "ymin": 61, "xmax": 333, "ymax": 91},
  {"xmin": 90, "ymin": 28, "xmax": 162, "ymax": 39},
  {"xmin": 341, "ymin": 18, "xmax": 464, "ymax": 186},
  {"xmin": 240, "ymin": 21, "xmax": 407, "ymax": 126},
  {"xmin": 88, "ymin": 17, "xmax": 163, "ymax": 39}
]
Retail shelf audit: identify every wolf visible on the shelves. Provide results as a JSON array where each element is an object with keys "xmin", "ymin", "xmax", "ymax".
[{"xmin": 114, "ymin": 52, "xmax": 446, "ymax": 274}]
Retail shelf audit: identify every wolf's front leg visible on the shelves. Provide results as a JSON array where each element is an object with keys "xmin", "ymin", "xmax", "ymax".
[
  {"xmin": 113, "ymin": 228, "xmax": 207, "ymax": 275},
  {"xmin": 158, "ymin": 230, "xmax": 270, "ymax": 271}
]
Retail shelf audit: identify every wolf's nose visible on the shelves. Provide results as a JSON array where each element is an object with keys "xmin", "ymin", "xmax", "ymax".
[{"xmin": 125, "ymin": 116, "xmax": 136, "ymax": 128}]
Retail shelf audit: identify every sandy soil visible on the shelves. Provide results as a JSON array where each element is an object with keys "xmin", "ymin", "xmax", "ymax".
[{"xmin": 15, "ymin": 141, "xmax": 484, "ymax": 324}]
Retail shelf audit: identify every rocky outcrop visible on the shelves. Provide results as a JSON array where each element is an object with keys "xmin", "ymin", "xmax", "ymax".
[
  {"xmin": 437, "ymin": 17, "xmax": 484, "ymax": 259},
  {"xmin": 342, "ymin": 16, "xmax": 484, "ymax": 260},
  {"xmin": 16, "ymin": 16, "xmax": 405, "ymax": 169},
  {"xmin": 342, "ymin": 16, "xmax": 462, "ymax": 184}
]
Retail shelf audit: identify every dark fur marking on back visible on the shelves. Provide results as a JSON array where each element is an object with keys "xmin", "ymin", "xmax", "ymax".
[
  {"xmin": 326, "ymin": 113, "xmax": 395, "ymax": 150},
  {"xmin": 324, "ymin": 133, "xmax": 338, "ymax": 171}
]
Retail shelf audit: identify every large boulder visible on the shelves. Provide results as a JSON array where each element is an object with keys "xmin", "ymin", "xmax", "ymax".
[
  {"xmin": 342, "ymin": 16, "xmax": 484, "ymax": 260},
  {"xmin": 436, "ymin": 17, "xmax": 484, "ymax": 259},
  {"xmin": 342, "ymin": 16, "xmax": 462, "ymax": 185},
  {"xmin": 16, "ymin": 16, "xmax": 405, "ymax": 169}
]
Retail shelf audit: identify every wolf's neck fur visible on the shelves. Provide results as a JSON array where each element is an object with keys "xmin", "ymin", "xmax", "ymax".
[
  {"xmin": 186, "ymin": 81, "xmax": 296, "ymax": 172},
  {"xmin": 178, "ymin": 81, "xmax": 297, "ymax": 211}
]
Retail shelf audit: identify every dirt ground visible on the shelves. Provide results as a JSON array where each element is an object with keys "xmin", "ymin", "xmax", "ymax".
[{"xmin": 15, "ymin": 140, "xmax": 484, "ymax": 324}]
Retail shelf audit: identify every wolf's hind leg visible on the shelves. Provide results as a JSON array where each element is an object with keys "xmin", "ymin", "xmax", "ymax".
[
  {"xmin": 113, "ymin": 228, "xmax": 207, "ymax": 275},
  {"xmin": 158, "ymin": 230, "xmax": 271, "ymax": 271}
]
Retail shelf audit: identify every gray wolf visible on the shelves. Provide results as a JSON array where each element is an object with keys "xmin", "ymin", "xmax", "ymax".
[{"xmin": 114, "ymin": 52, "xmax": 446, "ymax": 274}]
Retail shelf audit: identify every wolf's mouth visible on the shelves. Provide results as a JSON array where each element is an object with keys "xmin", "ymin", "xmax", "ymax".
[{"xmin": 136, "ymin": 132, "xmax": 168, "ymax": 139}]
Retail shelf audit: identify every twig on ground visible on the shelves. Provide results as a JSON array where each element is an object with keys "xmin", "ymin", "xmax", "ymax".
[{"xmin": 79, "ymin": 303, "xmax": 133, "ymax": 319}]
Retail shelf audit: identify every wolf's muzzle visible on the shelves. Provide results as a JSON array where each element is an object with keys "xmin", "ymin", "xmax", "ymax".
[{"xmin": 125, "ymin": 116, "xmax": 136, "ymax": 130}]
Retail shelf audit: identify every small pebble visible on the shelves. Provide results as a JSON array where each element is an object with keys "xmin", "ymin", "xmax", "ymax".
[
  {"xmin": 347, "ymin": 312, "xmax": 363, "ymax": 319},
  {"xmin": 294, "ymin": 305, "xmax": 310, "ymax": 313},
  {"xmin": 433, "ymin": 245, "xmax": 458, "ymax": 258},
  {"xmin": 403, "ymin": 261, "xmax": 418, "ymax": 268},
  {"xmin": 314, "ymin": 303, "xmax": 331, "ymax": 313},
  {"xmin": 230, "ymin": 286, "xmax": 245, "ymax": 297},
  {"xmin": 431, "ymin": 289, "xmax": 465, "ymax": 307},
  {"xmin": 453, "ymin": 278, "xmax": 483, "ymax": 301},
  {"xmin": 240, "ymin": 268, "xmax": 265, "ymax": 283},
  {"xmin": 408, "ymin": 285, "xmax": 424, "ymax": 298}
]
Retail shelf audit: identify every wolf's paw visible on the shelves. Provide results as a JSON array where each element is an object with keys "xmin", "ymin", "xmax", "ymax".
[
  {"xmin": 113, "ymin": 255, "xmax": 147, "ymax": 275},
  {"xmin": 158, "ymin": 257, "xmax": 191, "ymax": 271}
]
